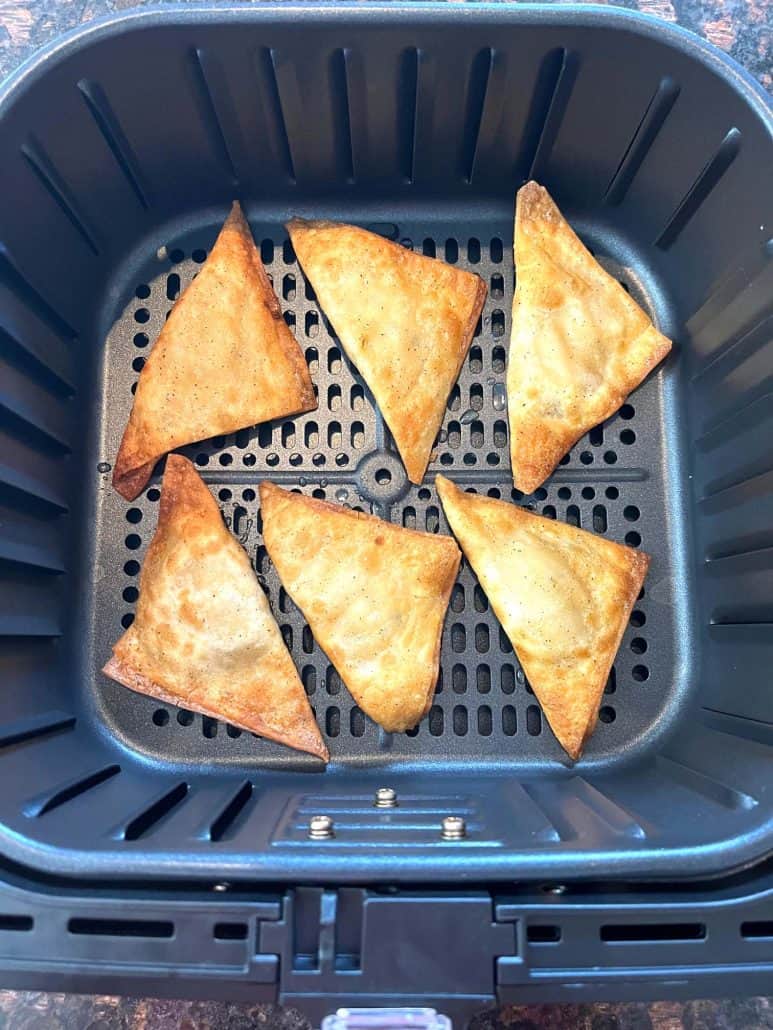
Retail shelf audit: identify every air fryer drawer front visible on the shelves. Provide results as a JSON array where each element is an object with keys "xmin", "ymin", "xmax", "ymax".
[
  {"xmin": 0, "ymin": 2, "xmax": 770, "ymax": 885},
  {"xmin": 0, "ymin": 871, "xmax": 770, "ymax": 1021}
]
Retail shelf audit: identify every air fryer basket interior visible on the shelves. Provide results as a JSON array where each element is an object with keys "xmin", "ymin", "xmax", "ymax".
[{"xmin": 0, "ymin": 4, "xmax": 770, "ymax": 882}]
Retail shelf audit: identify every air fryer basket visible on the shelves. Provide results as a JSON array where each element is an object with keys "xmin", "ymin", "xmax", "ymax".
[{"xmin": 0, "ymin": 3, "xmax": 770, "ymax": 884}]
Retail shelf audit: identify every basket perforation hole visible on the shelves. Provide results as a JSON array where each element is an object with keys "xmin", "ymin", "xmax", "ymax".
[
  {"xmin": 402, "ymin": 506, "xmax": 416, "ymax": 529},
  {"xmin": 491, "ymin": 310, "xmax": 505, "ymax": 338},
  {"xmin": 490, "ymin": 237, "xmax": 503, "ymax": 263},
  {"xmin": 567, "ymin": 504, "xmax": 580, "ymax": 527},
  {"xmin": 499, "ymin": 626, "xmax": 513, "ymax": 654},
  {"xmin": 327, "ymin": 347, "xmax": 342, "ymax": 373},
  {"xmin": 580, "ymin": 451, "xmax": 593, "ymax": 465},
  {"xmin": 473, "ymin": 585, "xmax": 488, "ymax": 612},
  {"xmin": 447, "ymin": 422, "xmax": 461, "ymax": 449},
  {"xmin": 226, "ymin": 724, "xmax": 241, "ymax": 739},
  {"xmin": 491, "ymin": 274, "xmax": 504, "ymax": 299},
  {"xmin": 302, "ymin": 626, "xmax": 314, "ymax": 654},
  {"xmin": 451, "ymin": 624, "xmax": 466, "ymax": 653},
  {"xmin": 351, "ymin": 422, "xmax": 364, "ymax": 448},
  {"xmin": 132, "ymin": 356, "xmax": 145, "ymax": 373},
  {"xmin": 326, "ymin": 666, "xmax": 341, "ymax": 696},
  {"xmin": 453, "ymin": 705, "xmax": 468, "ymax": 736},
  {"xmin": 429, "ymin": 705, "xmax": 444, "ymax": 735},
  {"xmin": 478, "ymin": 705, "xmax": 493, "ymax": 736},
  {"xmin": 526, "ymin": 705, "xmax": 542, "ymax": 736},
  {"xmin": 632, "ymin": 664, "xmax": 650, "ymax": 682},
  {"xmin": 202, "ymin": 717, "xmax": 218, "ymax": 739},
  {"xmin": 448, "ymin": 384, "xmax": 461, "ymax": 412},
  {"xmin": 350, "ymin": 707, "xmax": 366, "ymax": 737},
  {"xmin": 470, "ymin": 421, "xmax": 484, "ymax": 448},
  {"xmin": 283, "ymin": 274, "xmax": 296, "ymax": 300},
  {"xmin": 450, "ymin": 584, "xmax": 465, "ymax": 613},
  {"xmin": 302, "ymin": 666, "xmax": 316, "ymax": 696},
  {"xmin": 166, "ymin": 273, "xmax": 180, "ymax": 301},
  {"xmin": 631, "ymin": 637, "xmax": 648, "ymax": 654},
  {"xmin": 123, "ymin": 560, "xmax": 140, "ymax": 576},
  {"xmin": 326, "ymin": 707, "xmax": 340, "ymax": 737},
  {"xmin": 467, "ymin": 237, "xmax": 481, "ymax": 263},
  {"xmin": 620, "ymin": 403, "xmax": 635, "ymax": 420},
  {"xmin": 177, "ymin": 710, "xmax": 194, "ymax": 726},
  {"xmin": 475, "ymin": 624, "xmax": 490, "ymax": 653},
  {"xmin": 476, "ymin": 665, "xmax": 491, "ymax": 694},
  {"xmin": 135, "ymin": 283, "xmax": 150, "ymax": 299},
  {"xmin": 304, "ymin": 347, "xmax": 319, "ymax": 373},
  {"xmin": 599, "ymin": 706, "xmax": 616, "ymax": 724},
  {"xmin": 120, "ymin": 613, "xmax": 134, "ymax": 628},
  {"xmin": 445, "ymin": 238, "xmax": 458, "ymax": 263},
  {"xmin": 626, "ymin": 531, "xmax": 642, "ymax": 547},
  {"xmin": 350, "ymin": 384, "xmax": 364, "ymax": 410},
  {"xmin": 582, "ymin": 486, "xmax": 595, "ymax": 500},
  {"xmin": 492, "ymin": 346, "xmax": 506, "ymax": 373},
  {"xmin": 452, "ymin": 664, "xmax": 467, "ymax": 694},
  {"xmin": 327, "ymin": 421, "xmax": 342, "ymax": 448},
  {"xmin": 606, "ymin": 667, "xmax": 617, "ymax": 694},
  {"xmin": 620, "ymin": 428, "xmax": 636, "ymax": 445},
  {"xmin": 630, "ymin": 610, "xmax": 646, "ymax": 628},
  {"xmin": 501, "ymin": 665, "xmax": 515, "ymax": 694},
  {"xmin": 305, "ymin": 311, "xmax": 319, "ymax": 337},
  {"xmin": 558, "ymin": 487, "xmax": 571, "ymax": 500},
  {"xmin": 122, "ymin": 586, "xmax": 138, "ymax": 603},
  {"xmin": 589, "ymin": 426, "xmax": 603, "ymax": 446},
  {"xmin": 470, "ymin": 383, "xmax": 483, "ymax": 411},
  {"xmin": 493, "ymin": 420, "xmax": 507, "ymax": 448},
  {"xmin": 502, "ymin": 705, "xmax": 517, "ymax": 736},
  {"xmin": 542, "ymin": 505, "xmax": 556, "ymax": 519},
  {"xmin": 134, "ymin": 332, "xmax": 148, "ymax": 348},
  {"xmin": 592, "ymin": 505, "xmax": 607, "ymax": 533},
  {"xmin": 425, "ymin": 506, "xmax": 440, "ymax": 533},
  {"xmin": 304, "ymin": 423, "xmax": 319, "ymax": 449},
  {"xmin": 422, "ymin": 238, "xmax": 436, "ymax": 257},
  {"xmin": 283, "ymin": 311, "xmax": 295, "ymax": 329},
  {"xmin": 134, "ymin": 308, "xmax": 150, "ymax": 324},
  {"xmin": 152, "ymin": 709, "xmax": 169, "ymax": 727},
  {"xmin": 469, "ymin": 346, "xmax": 483, "ymax": 373},
  {"xmin": 280, "ymin": 625, "xmax": 292, "ymax": 649},
  {"xmin": 282, "ymin": 239, "xmax": 294, "ymax": 264},
  {"xmin": 604, "ymin": 450, "xmax": 618, "ymax": 465},
  {"xmin": 125, "ymin": 534, "xmax": 141, "ymax": 551}
]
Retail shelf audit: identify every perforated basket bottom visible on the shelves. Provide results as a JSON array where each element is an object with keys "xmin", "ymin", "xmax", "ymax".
[{"xmin": 91, "ymin": 215, "xmax": 680, "ymax": 771}]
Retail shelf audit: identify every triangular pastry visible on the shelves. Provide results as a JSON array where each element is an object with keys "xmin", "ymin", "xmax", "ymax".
[
  {"xmin": 113, "ymin": 202, "xmax": 316, "ymax": 500},
  {"xmin": 286, "ymin": 219, "xmax": 487, "ymax": 484},
  {"xmin": 508, "ymin": 182, "xmax": 671, "ymax": 493},
  {"xmin": 259, "ymin": 482, "xmax": 461, "ymax": 732},
  {"xmin": 436, "ymin": 475, "xmax": 648, "ymax": 760},
  {"xmin": 104, "ymin": 456, "xmax": 327, "ymax": 761}
]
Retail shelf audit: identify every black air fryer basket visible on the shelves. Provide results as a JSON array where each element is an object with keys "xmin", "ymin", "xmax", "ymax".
[{"xmin": 0, "ymin": 3, "xmax": 771, "ymax": 1020}]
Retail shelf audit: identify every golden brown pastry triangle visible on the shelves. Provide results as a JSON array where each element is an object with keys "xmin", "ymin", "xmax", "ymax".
[
  {"xmin": 113, "ymin": 202, "xmax": 315, "ymax": 500},
  {"xmin": 103, "ymin": 456, "xmax": 327, "ymax": 761},
  {"xmin": 259, "ymin": 482, "xmax": 461, "ymax": 732},
  {"xmin": 508, "ymin": 182, "xmax": 672, "ymax": 493},
  {"xmin": 286, "ymin": 219, "xmax": 487, "ymax": 484},
  {"xmin": 436, "ymin": 475, "xmax": 648, "ymax": 760}
]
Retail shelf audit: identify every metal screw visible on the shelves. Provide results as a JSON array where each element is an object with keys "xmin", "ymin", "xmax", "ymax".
[
  {"xmin": 374, "ymin": 787, "xmax": 398, "ymax": 808},
  {"xmin": 441, "ymin": 815, "xmax": 467, "ymax": 841},
  {"xmin": 308, "ymin": 814, "xmax": 335, "ymax": 840}
]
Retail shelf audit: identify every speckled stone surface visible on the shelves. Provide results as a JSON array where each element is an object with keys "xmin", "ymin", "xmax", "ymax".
[{"xmin": 0, "ymin": 0, "xmax": 770, "ymax": 1027}]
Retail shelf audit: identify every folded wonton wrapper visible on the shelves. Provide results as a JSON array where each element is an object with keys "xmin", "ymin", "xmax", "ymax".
[
  {"xmin": 508, "ymin": 182, "xmax": 672, "ymax": 493},
  {"xmin": 436, "ymin": 475, "xmax": 648, "ymax": 761},
  {"xmin": 103, "ymin": 455, "xmax": 328, "ymax": 761},
  {"xmin": 286, "ymin": 219, "xmax": 487, "ymax": 484},
  {"xmin": 113, "ymin": 202, "xmax": 315, "ymax": 501},
  {"xmin": 259, "ymin": 482, "xmax": 461, "ymax": 732}
]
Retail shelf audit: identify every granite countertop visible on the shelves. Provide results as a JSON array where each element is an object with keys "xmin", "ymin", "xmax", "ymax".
[{"xmin": 0, "ymin": 1, "xmax": 770, "ymax": 1028}]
